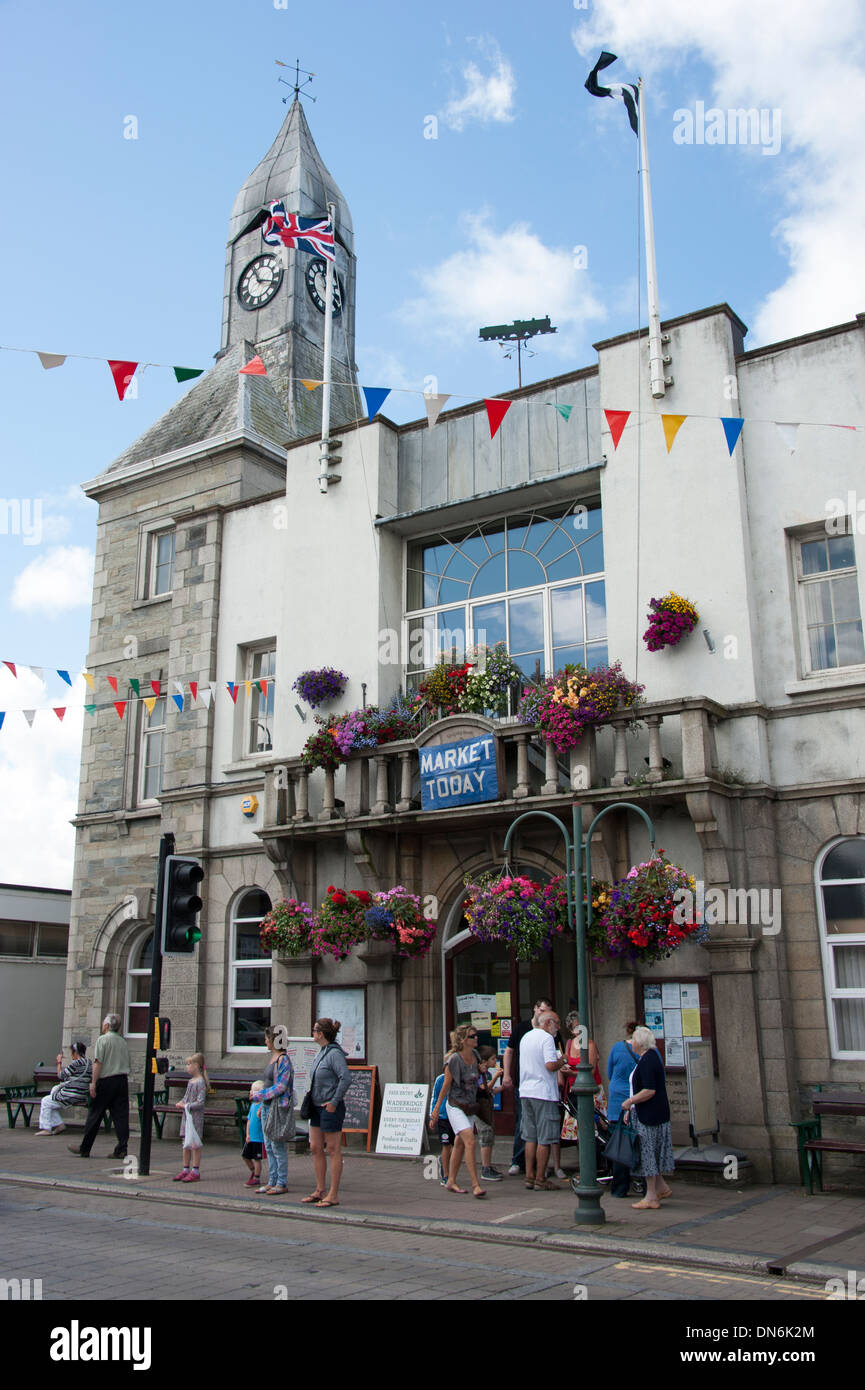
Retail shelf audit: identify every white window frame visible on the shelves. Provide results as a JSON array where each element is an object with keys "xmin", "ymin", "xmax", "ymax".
[
  {"xmin": 815, "ymin": 837, "xmax": 865, "ymax": 1060},
  {"xmin": 136, "ymin": 519, "xmax": 176, "ymax": 603},
  {"xmin": 792, "ymin": 527, "xmax": 865, "ymax": 679},
  {"xmin": 233, "ymin": 641, "xmax": 277, "ymax": 762},
  {"xmin": 125, "ymin": 932, "xmax": 153, "ymax": 1039},
  {"xmin": 138, "ymin": 695, "xmax": 167, "ymax": 804},
  {"xmin": 227, "ymin": 890, "xmax": 272, "ymax": 1053}
]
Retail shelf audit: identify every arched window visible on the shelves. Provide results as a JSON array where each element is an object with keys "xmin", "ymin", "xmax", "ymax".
[
  {"xmin": 228, "ymin": 889, "xmax": 272, "ymax": 1051},
  {"xmin": 125, "ymin": 932, "xmax": 153, "ymax": 1037},
  {"xmin": 817, "ymin": 839, "xmax": 865, "ymax": 1058}
]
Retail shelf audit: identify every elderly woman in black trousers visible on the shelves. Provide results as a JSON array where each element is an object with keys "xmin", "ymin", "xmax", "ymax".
[{"xmin": 621, "ymin": 1025, "xmax": 674, "ymax": 1209}]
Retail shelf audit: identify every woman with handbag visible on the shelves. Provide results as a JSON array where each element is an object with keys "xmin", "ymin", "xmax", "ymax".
[
  {"xmin": 428, "ymin": 1024, "xmax": 487, "ymax": 1199},
  {"xmin": 302, "ymin": 1018, "xmax": 352, "ymax": 1208},
  {"xmin": 252, "ymin": 1026, "xmax": 295, "ymax": 1195},
  {"xmin": 620, "ymin": 1025, "xmax": 674, "ymax": 1210},
  {"xmin": 606, "ymin": 1022, "xmax": 644, "ymax": 1198}
]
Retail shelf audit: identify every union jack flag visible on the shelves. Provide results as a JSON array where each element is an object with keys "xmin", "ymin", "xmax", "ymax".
[{"xmin": 261, "ymin": 201, "xmax": 335, "ymax": 261}]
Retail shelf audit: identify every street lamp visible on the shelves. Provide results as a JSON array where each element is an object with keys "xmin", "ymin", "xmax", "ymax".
[{"xmin": 503, "ymin": 799, "xmax": 655, "ymax": 1225}]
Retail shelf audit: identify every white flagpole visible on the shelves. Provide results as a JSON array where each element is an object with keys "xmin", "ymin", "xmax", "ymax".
[
  {"xmin": 318, "ymin": 200, "xmax": 337, "ymax": 494},
  {"xmin": 638, "ymin": 78, "xmax": 667, "ymax": 399}
]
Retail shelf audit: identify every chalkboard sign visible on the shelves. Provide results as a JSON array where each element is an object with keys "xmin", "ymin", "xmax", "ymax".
[{"xmin": 342, "ymin": 1066, "xmax": 377, "ymax": 1150}]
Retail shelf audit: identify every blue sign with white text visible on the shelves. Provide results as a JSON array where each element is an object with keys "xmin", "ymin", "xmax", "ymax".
[{"xmin": 419, "ymin": 736, "xmax": 498, "ymax": 810}]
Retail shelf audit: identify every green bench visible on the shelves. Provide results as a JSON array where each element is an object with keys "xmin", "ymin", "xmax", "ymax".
[
  {"xmin": 136, "ymin": 1088, "xmax": 169, "ymax": 1138},
  {"xmin": 791, "ymin": 1091, "xmax": 865, "ymax": 1194}
]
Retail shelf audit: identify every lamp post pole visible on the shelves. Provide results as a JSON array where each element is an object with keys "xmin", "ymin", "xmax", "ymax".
[{"xmin": 503, "ymin": 799, "xmax": 655, "ymax": 1226}]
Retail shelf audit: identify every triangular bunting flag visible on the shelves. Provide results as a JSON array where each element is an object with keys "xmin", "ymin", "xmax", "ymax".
[
  {"xmin": 603, "ymin": 409, "xmax": 630, "ymax": 450},
  {"xmin": 424, "ymin": 393, "xmax": 451, "ymax": 429},
  {"xmin": 82, "ymin": 671, "xmax": 95, "ymax": 692},
  {"xmin": 173, "ymin": 367, "xmax": 204, "ymax": 383},
  {"xmin": 244, "ymin": 681, "xmax": 252, "ymax": 698},
  {"xmin": 3, "ymin": 662, "xmax": 17, "ymax": 678},
  {"xmin": 23, "ymin": 710, "xmax": 36, "ymax": 727},
  {"xmin": 301, "ymin": 379, "xmax": 322, "ymax": 391},
  {"xmin": 172, "ymin": 680, "xmax": 184, "ymax": 696},
  {"xmin": 142, "ymin": 696, "xmax": 157, "ymax": 717},
  {"xmin": 113, "ymin": 701, "xmax": 127, "ymax": 720},
  {"xmin": 776, "ymin": 422, "xmax": 799, "ymax": 453},
  {"xmin": 0, "ymin": 713, "xmax": 4, "ymax": 731},
  {"xmin": 106, "ymin": 675, "xmax": 118, "ymax": 693},
  {"xmin": 239, "ymin": 356, "xmax": 267, "ymax": 376},
  {"xmin": 227, "ymin": 682, "xmax": 239, "ymax": 703},
  {"xmin": 551, "ymin": 403, "xmax": 573, "ymax": 422},
  {"xmin": 720, "ymin": 417, "xmax": 745, "ymax": 456},
  {"xmin": 29, "ymin": 666, "xmax": 44, "ymax": 682},
  {"xmin": 84, "ymin": 704, "xmax": 96, "ymax": 716},
  {"xmin": 200, "ymin": 688, "xmax": 213, "ymax": 709},
  {"xmin": 151, "ymin": 680, "xmax": 161, "ymax": 696},
  {"xmin": 108, "ymin": 360, "xmax": 138, "ymax": 401},
  {"xmin": 129, "ymin": 677, "xmax": 140, "ymax": 697},
  {"xmin": 37, "ymin": 352, "xmax": 67, "ymax": 370},
  {"xmin": 172, "ymin": 694, "xmax": 184, "ymax": 713},
  {"xmin": 259, "ymin": 679, "xmax": 268, "ymax": 700},
  {"xmin": 661, "ymin": 414, "xmax": 687, "ymax": 453},
  {"xmin": 189, "ymin": 681, "xmax": 198, "ymax": 702},
  {"xmin": 53, "ymin": 707, "xmax": 66, "ymax": 721},
  {"xmin": 362, "ymin": 386, "xmax": 391, "ymax": 422},
  {"xmin": 57, "ymin": 670, "xmax": 72, "ymax": 686},
  {"xmin": 484, "ymin": 399, "xmax": 512, "ymax": 439}
]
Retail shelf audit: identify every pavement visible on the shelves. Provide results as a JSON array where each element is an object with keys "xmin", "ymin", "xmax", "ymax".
[{"xmin": 1, "ymin": 1120, "xmax": 864, "ymax": 1290}]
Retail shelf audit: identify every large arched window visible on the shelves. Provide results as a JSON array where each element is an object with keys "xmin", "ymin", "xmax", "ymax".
[
  {"xmin": 817, "ymin": 839, "xmax": 865, "ymax": 1058},
  {"xmin": 125, "ymin": 932, "xmax": 153, "ymax": 1037},
  {"xmin": 228, "ymin": 889, "xmax": 272, "ymax": 1051}
]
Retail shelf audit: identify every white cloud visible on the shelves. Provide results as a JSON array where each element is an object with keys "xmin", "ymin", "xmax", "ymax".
[
  {"xmin": 441, "ymin": 37, "xmax": 516, "ymax": 131},
  {"xmin": 11, "ymin": 546, "xmax": 94, "ymax": 615},
  {"xmin": 398, "ymin": 210, "xmax": 606, "ymax": 352},
  {"xmin": 0, "ymin": 669, "xmax": 82, "ymax": 889},
  {"xmin": 573, "ymin": 0, "xmax": 865, "ymax": 343}
]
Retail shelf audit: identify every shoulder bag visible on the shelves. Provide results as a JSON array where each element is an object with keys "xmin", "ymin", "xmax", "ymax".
[{"xmin": 604, "ymin": 1116, "xmax": 640, "ymax": 1170}]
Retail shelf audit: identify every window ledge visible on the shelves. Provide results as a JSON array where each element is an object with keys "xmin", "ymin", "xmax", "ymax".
[
  {"xmin": 132, "ymin": 594, "xmax": 173, "ymax": 609},
  {"xmin": 785, "ymin": 669, "xmax": 865, "ymax": 696},
  {"xmin": 222, "ymin": 758, "xmax": 272, "ymax": 775}
]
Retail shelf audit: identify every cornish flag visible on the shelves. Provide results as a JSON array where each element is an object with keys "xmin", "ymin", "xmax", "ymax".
[
  {"xmin": 585, "ymin": 51, "xmax": 639, "ymax": 136},
  {"xmin": 262, "ymin": 202, "xmax": 336, "ymax": 261}
]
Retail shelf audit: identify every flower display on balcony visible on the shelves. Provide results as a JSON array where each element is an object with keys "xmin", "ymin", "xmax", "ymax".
[
  {"xmin": 301, "ymin": 716, "xmax": 342, "ymax": 771},
  {"xmin": 643, "ymin": 592, "xmax": 699, "ymax": 652},
  {"xmin": 303, "ymin": 696, "xmax": 422, "ymax": 768},
  {"xmin": 598, "ymin": 851, "xmax": 705, "ymax": 964},
  {"xmin": 544, "ymin": 875, "xmax": 613, "ymax": 962},
  {"xmin": 463, "ymin": 871, "xmax": 560, "ymax": 962},
  {"xmin": 292, "ymin": 667, "xmax": 348, "ymax": 707},
  {"xmin": 517, "ymin": 662, "xmax": 644, "ymax": 754},
  {"xmin": 459, "ymin": 643, "xmax": 525, "ymax": 717},
  {"xmin": 259, "ymin": 898, "xmax": 316, "ymax": 957},
  {"xmin": 364, "ymin": 886, "xmax": 438, "ymax": 958},
  {"xmin": 417, "ymin": 659, "xmax": 473, "ymax": 715},
  {"xmin": 310, "ymin": 885, "xmax": 373, "ymax": 961}
]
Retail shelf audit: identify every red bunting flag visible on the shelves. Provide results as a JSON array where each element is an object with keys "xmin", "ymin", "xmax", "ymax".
[
  {"xmin": 108, "ymin": 360, "xmax": 138, "ymax": 401},
  {"xmin": 484, "ymin": 399, "xmax": 512, "ymax": 439},
  {"xmin": 53, "ymin": 707, "xmax": 66, "ymax": 721},
  {"xmin": 107, "ymin": 675, "xmax": 118, "ymax": 693},
  {"xmin": 260, "ymin": 679, "xmax": 268, "ymax": 700},
  {"xmin": 603, "ymin": 409, "xmax": 630, "ymax": 450},
  {"xmin": 151, "ymin": 680, "xmax": 161, "ymax": 696},
  {"xmin": 239, "ymin": 356, "xmax": 267, "ymax": 376},
  {"xmin": 227, "ymin": 682, "xmax": 239, "ymax": 703},
  {"xmin": 113, "ymin": 701, "xmax": 127, "ymax": 720},
  {"xmin": 3, "ymin": 662, "xmax": 16, "ymax": 678},
  {"xmin": 189, "ymin": 681, "xmax": 198, "ymax": 702}
]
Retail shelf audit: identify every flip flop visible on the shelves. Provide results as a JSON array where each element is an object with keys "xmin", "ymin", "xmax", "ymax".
[
  {"xmin": 631, "ymin": 1199, "xmax": 660, "ymax": 1209},
  {"xmin": 301, "ymin": 1191, "xmax": 326, "ymax": 1204},
  {"xmin": 445, "ymin": 1185, "xmax": 468, "ymax": 1194},
  {"xmin": 472, "ymin": 1188, "xmax": 487, "ymax": 1199},
  {"xmin": 315, "ymin": 1198, "xmax": 340, "ymax": 1207}
]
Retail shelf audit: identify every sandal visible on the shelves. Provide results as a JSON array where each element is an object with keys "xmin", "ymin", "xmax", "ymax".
[
  {"xmin": 315, "ymin": 1197, "xmax": 340, "ymax": 1207},
  {"xmin": 266, "ymin": 1186, "xmax": 288, "ymax": 1195},
  {"xmin": 533, "ymin": 1179, "xmax": 560, "ymax": 1191},
  {"xmin": 445, "ymin": 1184, "xmax": 468, "ymax": 1194},
  {"xmin": 301, "ymin": 1191, "xmax": 326, "ymax": 1204},
  {"xmin": 472, "ymin": 1188, "xmax": 487, "ymax": 1199},
  {"xmin": 631, "ymin": 1199, "xmax": 660, "ymax": 1209},
  {"xmin": 524, "ymin": 1180, "xmax": 536, "ymax": 1190}
]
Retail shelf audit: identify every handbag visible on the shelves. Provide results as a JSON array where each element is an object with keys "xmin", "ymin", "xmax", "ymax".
[
  {"xmin": 299, "ymin": 1091, "xmax": 313, "ymax": 1121},
  {"xmin": 604, "ymin": 1116, "xmax": 640, "ymax": 1170},
  {"xmin": 263, "ymin": 1096, "xmax": 296, "ymax": 1143}
]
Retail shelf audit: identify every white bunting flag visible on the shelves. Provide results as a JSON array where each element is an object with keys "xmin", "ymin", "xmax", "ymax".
[
  {"xmin": 424, "ymin": 393, "xmax": 451, "ymax": 430},
  {"xmin": 776, "ymin": 422, "xmax": 799, "ymax": 453},
  {"xmin": 37, "ymin": 352, "xmax": 67, "ymax": 370},
  {"xmin": 22, "ymin": 710, "xmax": 36, "ymax": 727},
  {"xmin": 28, "ymin": 667, "xmax": 44, "ymax": 682}
]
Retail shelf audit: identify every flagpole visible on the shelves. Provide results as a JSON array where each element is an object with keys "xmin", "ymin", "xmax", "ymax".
[
  {"xmin": 318, "ymin": 200, "xmax": 336, "ymax": 494},
  {"xmin": 638, "ymin": 78, "xmax": 667, "ymax": 399}
]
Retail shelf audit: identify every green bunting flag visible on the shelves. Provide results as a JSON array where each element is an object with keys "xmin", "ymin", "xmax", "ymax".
[
  {"xmin": 173, "ymin": 367, "xmax": 204, "ymax": 383},
  {"xmin": 551, "ymin": 404, "xmax": 573, "ymax": 422}
]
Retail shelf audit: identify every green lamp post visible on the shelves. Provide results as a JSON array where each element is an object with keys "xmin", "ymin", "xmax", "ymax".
[{"xmin": 503, "ymin": 799, "xmax": 656, "ymax": 1225}]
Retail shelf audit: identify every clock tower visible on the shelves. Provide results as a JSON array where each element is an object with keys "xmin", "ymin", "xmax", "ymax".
[{"xmin": 219, "ymin": 98, "xmax": 360, "ymax": 439}]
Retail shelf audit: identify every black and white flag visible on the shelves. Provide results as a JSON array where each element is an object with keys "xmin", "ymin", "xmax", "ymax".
[{"xmin": 585, "ymin": 51, "xmax": 639, "ymax": 136}]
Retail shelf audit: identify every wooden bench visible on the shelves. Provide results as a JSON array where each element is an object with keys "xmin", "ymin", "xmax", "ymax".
[
  {"xmin": 160, "ymin": 1071, "xmax": 259, "ymax": 1142},
  {"xmin": 792, "ymin": 1091, "xmax": 865, "ymax": 1194}
]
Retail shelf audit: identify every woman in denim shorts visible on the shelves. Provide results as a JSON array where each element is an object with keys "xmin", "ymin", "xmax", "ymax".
[{"xmin": 302, "ymin": 1018, "xmax": 352, "ymax": 1209}]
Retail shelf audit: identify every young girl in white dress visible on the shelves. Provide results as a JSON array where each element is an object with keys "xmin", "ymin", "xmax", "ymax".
[{"xmin": 174, "ymin": 1053, "xmax": 208, "ymax": 1183}]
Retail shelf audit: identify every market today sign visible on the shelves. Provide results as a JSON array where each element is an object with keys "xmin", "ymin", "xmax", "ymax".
[{"xmin": 419, "ymin": 735, "xmax": 498, "ymax": 810}]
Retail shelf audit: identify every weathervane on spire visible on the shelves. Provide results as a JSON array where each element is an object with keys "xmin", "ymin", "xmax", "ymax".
[{"xmin": 275, "ymin": 59, "xmax": 316, "ymax": 104}]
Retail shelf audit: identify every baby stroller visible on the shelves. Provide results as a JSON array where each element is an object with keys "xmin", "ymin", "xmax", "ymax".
[{"xmin": 562, "ymin": 1092, "xmax": 646, "ymax": 1197}]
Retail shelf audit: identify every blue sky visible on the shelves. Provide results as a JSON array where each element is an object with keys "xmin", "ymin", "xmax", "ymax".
[{"xmin": 2, "ymin": 0, "xmax": 863, "ymax": 884}]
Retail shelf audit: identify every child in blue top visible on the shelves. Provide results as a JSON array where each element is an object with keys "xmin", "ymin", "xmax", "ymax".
[
  {"xmin": 242, "ymin": 1080, "xmax": 265, "ymax": 1189},
  {"xmin": 430, "ymin": 1072, "xmax": 454, "ymax": 1185}
]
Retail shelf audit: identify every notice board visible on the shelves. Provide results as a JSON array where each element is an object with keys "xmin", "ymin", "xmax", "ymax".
[
  {"xmin": 684, "ymin": 1038, "xmax": 718, "ymax": 1141},
  {"xmin": 375, "ymin": 1083, "xmax": 430, "ymax": 1156},
  {"xmin": 342, "ymin": 1065, "xmax": 377, "ymax": 1150}
]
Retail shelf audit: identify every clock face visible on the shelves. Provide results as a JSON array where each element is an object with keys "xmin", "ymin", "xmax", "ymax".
[
  {"xmin": 305, "ymin": 258, "xmax": 344, "ymax": 316},
  {"xmin": 237, "ymin": 254, "xmax": 284, "ymax": 310}
]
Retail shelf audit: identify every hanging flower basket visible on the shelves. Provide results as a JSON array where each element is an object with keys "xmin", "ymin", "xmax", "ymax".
[
  {"xmin": 364, "ymin": 886, "xmax": 438, "ymax": 958},
  {"xmin": 517, "ymin": 661, "xmax": 644, "ymax": 754},
  {"xmin": 293, "ymin": 667, "xmax": 347, "ymax": 707},
  {"xmin": 598, "ymin": 851, "xmax": 705, "ymax": 964},
  {"xmin": 459, "ymin": 643, "xmax": 525, "ymax": 717},
  {"xmin": 301, "ymin": 717, "xmax": 342, "ymax": 771},
  {"xmin": 418, "ymin": 659, "xmax": 473, "ymax": 716},
  {"xmin": 259, "ymin": 899, "xmax": 315, "ymax": 957},
  {"xmin": 643, "ymin": 593, "xmax": 699, "ymax": 652},
  {"xmin": 543, "ymin": 875, "xmax": 613, "ymax": 962},
  {"xmin": 463, "ymin": 871, "xmax": 559, "ymax": 963},
  {"xmin": 310, "ymin": 886, "xmax": 372, "ymax": 961}
]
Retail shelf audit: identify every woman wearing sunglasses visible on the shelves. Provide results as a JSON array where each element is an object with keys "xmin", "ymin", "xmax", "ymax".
[{"xmin": 429, "ymin": 1024, "xmax": 487, "ymax": 1199}]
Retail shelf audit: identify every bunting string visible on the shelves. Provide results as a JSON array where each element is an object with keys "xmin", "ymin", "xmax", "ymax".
[{"xmin": 0, "ymin": 667, "xmax": 276, "ymax": 726}]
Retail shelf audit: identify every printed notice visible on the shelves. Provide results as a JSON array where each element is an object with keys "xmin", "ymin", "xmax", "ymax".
[
  {"xmin": 661, "ymin": 983, "xmax": 681, "ymax": 1009},
  {"xmin": 456, "ymin": 993, "xmax": 481, "ymax": 1014},
  {"xmin": 663, "ymin": 1009, "xmax": 683, "ymax": 1039},
  {"xmin": 471, "ymin": 1012, "xmax": 492, "ymax": 1030},
  {"xmin": 681, "ymin": 1008, "xmax": 701, "ymax": 1037},
  {"xmin": 495, "ymin": 992, "xmax": 512, "ymax": 1016},
  {"xmin": 375, "ymin": 1083, "xmax": 430, "ymax": 1156},
  {"xmin": 500, "ymin": 1019, "xmax": 512, "ymax": 1038},
  {"xmin": 645, "ymin": 1010, "xmax": 664, "ymax": 1035},
  {"xmin": 666, "ymin": 1037, "xmax": 685, "ymax": 1066},
  {"xmin": 680, "ymin": 984, "xmax": 700, "ymax": 1010},
  {"xmin": 644, "ymin": 984, "xmax": 662, "ymax": 1003},
  {"xmin": 491, "ymin": 1020, "xmax": 501, "ymax": 1037}
]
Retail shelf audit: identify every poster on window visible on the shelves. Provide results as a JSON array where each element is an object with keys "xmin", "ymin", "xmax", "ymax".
[{"xmin": 315, "ymin": 987, "xmax": 365, "ymax": 1061}]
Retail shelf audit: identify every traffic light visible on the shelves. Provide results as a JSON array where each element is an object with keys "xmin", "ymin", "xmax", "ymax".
[{"xmin": 161, "ymin": 856, "xmax": 204, "ymax": 956}]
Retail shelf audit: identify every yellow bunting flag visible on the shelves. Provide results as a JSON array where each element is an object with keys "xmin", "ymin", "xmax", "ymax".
[
  {"xmin": 142, "ymin": 696, "xmax": 157, "ymax": 716},
  {"xmin": 301, "ymin": 379, "xmax": 322, "ymax": 391},
  {"xmin": 661, "ymin": 414, "xmax": 687, "ymax": 453},
  {"xmin": 244, "ymin": 681, "xmax": 252, "ymax": 698},
  {"xmin": 82, "ymin": 671, "xmax": 95, "ymax": 692}
]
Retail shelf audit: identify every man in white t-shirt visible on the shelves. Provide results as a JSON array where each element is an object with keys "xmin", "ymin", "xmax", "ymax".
[{"xmin": 518, "ymin": 1011, "xmax": 573, "ymax": 1190}]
